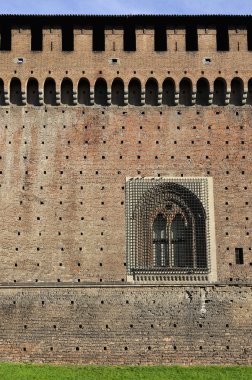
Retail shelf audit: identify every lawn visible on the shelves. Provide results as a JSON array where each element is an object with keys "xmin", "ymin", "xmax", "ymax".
[{"xmin": 0, "ymin": 363, "xmax": 251, "ymax": 380}]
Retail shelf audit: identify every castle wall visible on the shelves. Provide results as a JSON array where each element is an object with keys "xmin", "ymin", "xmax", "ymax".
[
  {"xmin": 0, "ymin": 106, "xmax": 251, "ymax": 284},
  {"xmin": 0, "ymin": 27, "xmax": 251, "ymax": 90},
  {"xmin": 0, "ymin": 16, "xmax": 251, "ymax": 365},
  {"xmin": 0, "ymin": 285, "xmax": 251, "ymax": 365}
]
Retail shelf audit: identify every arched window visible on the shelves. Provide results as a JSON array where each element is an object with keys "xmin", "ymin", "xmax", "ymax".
[
  {"xmin": 179, "ymin": 78, "xmax": 192, "ymax": 106},
  {"xmin": 27, "ymin": 78, "xmax": 39, "ymax": 106},
  {"xmin": 0, "ymin": 79, "xmax": 5, "ymax": 105},
  {"xmin": 247, "ymin": 79, "xmax": 252, "ymax": 105},
  {"xmin": 196, "ymin": 78, "xmax": 209, "ymax": 106},
  {"xmin": 213, "ymin": 78, "xmax": 226, "ymax": 106},
  {"xmin": 162, "ymin": 78, "xmax": 175, "ymax": 106},
  {"xmin": 145, "ymin": 78, "xmax": 158, "ymax": 106},
  {"xmin": 152, "ymin": 208, "xmax": 193, "ymax": 269},
  {"xmin": 61, "ymin": 78, "xmax": 73, "ymax": 105},
  {"xmin": 128, "ymin": 78, "xmax": 141, "ymax": 106},
  {"xmin": 10, "ymin": 78, "xmax": 22, "ymax": 106},
  {"xmin": 230, "ymin": 77, "xmax": 243, "ymax": 106},
  {"xmin": 153, "ymin": 214, "xmax": 168, "ymax": 267},
  {"xmin": 78, "ymin": 78, "xmax": 90, "ymax": 105},
  {"xmin": 44, "ymin": 78, "xmax": 56, "ymax": 105},
  {"xmin": 129, "ymin": 181, "xmax": 208, "ymax": 275},
  {"xmin": 94, "ymin": 78, "xmax": 107, "ymax": 106},
  {"xmin": 111, "ymin": 78, "xmax": 124, "ymax": 106}
]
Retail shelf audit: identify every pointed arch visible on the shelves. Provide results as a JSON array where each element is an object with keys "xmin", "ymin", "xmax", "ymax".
[
  {"xmin": 128, "ymin": 78, "xmax": 141, "ymax": 106},
  {"xmin": 213, "ymin": 77, "xmax": 226, "ymax": 106},
  {"xmin": 78, "ymin": 78, "xmax": 90, "ymax": 105},
  {"xmin": 162, "ymin": 78, "xmax": 175, "ymax": 106},
  {"xmin": 179, "ymin": 78, "xmax": 192, "ymax": 106},
  {"xmin": 61, "ymin": 78, "xmax": 73, "ymax": 105},
  {"xmin": 27, "ymin": 78, "xmax": 39, "ymax": 106},
  {"xmin": 196, "ymin": 78, "xmax": 209, "ymax": 106},
  {"xmin": 145, "ymin": 78, "xmax": 158, "ymax": 106},
  {"xmin": 10, "ymin": 78, "xmax": 22, "ymax": 106},
  {"xmin": 230, "ymin": 77, "xmax": 244, "ymax": 106},
  {"xmin": 44, "ymin": 78, "xmax": 56, "ymax": 105},
  {"xmin": 111, "ymin": 78, "xmax": 124, "ymax": 106}
]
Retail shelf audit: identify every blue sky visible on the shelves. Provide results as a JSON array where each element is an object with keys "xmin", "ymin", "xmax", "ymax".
[{"xmin": 0, "ymin": 0, "xmax": 252, "ymax": 15}]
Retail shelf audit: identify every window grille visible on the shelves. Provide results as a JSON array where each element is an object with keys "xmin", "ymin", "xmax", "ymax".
[{"xmin": 126, "ymin": 177, "xmax": 215, "ymax": 283}]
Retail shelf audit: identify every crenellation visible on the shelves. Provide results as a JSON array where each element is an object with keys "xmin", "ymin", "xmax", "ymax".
[
  {"xmin": 105, "ymin": 29, "xmax": 124, "ymax": 52},
  {"xmin": 43, "ymin": 28, "xmax": 62, "ymax": 52},
  {"xmin": 167, "ymin": 29, "xmax": 186, "ymax": 52},
  {"xmin": 2, "ymin": 25, "xmax": 252, "ymax": 54},
  {"xmin": 74, "ymin": 29, "xmax": 93, "ymax": 52},
  {"xmin": 136, "ymin": 29, "xmax": 154, "ymax": 52},
  {"xmin": 11, "ymin": 28, "xmax": 31, "ymax": 52},
  {"xmin": 198, "ymin": 28, "xmax": 217, "ymax": 52},
  {"xmin": 229, "ymin": 28, "xmax": 248, "ymax": 52}
]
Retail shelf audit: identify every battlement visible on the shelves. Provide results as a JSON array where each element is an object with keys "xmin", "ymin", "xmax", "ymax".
[
  {"xmin": 1, "ymin": 27, "xmax": 250, "ymax": 53},
  {"xmin": 0, "ymin": 15, "xmax": 251, "ymax": 53}
]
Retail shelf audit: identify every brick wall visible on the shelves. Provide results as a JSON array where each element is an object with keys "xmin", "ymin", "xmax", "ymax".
[
  {"xmin": 0, "ymin": 285, "xmax": 251, "ymax": 365},
  {"xmin": 0, "ymin": 106, "xmax": 250, "ymax": 283},
  {"xmin": 0, "ymin": 16, "xmax": 251, "ymax": 365}
]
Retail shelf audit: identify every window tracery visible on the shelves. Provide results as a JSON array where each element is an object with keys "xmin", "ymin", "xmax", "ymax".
[{"xmin": 126, "ymin": 178, "xmax": 216, "ymax": 283}]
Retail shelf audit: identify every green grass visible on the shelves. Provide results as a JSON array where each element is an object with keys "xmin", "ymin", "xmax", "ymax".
[{"xmin": 0, "ymin": 363, "xmax": 251, "ymax": 380}]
